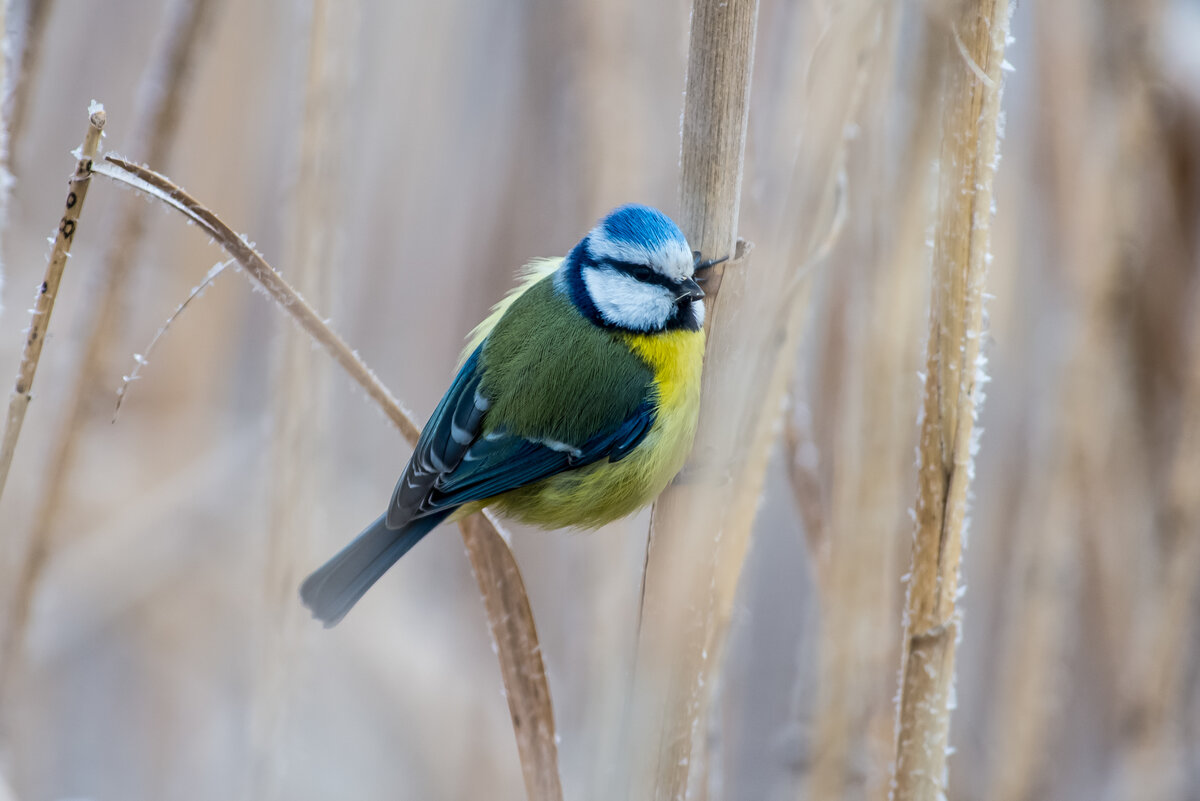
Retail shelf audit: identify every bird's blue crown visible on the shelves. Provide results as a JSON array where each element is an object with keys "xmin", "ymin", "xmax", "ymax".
[{"xmin": 600, "ymin": 204, "xmax": 689, "ymax": 253}]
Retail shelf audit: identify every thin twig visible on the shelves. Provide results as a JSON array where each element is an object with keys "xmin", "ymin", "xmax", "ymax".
[
  {"xmin": 92, "ymin": 153, "xmax": 564, "ymax": 801},
  {"xmin": 29, "ymin": 0, "xmax": 217, "ymax": 563},
  {"xmin": 889, "ymin": 1, "xmax": 1011, "ymax": 799},
  {"xmin": 94, "ymin": 156, "xmax": 421, "ymax": 442},
  {"xmin": 0, "ymin": 104, "xmax": 104, "ymax": 697},
  {"xmin": 0, "ymin": 106, "xmax": 104, "ymax": 500},
  {"xmin": 113, "ymin": 259, "xmax": 232, "ymax": 419},
  {"xmin": 0, "ymin": 0, "xmax": 218, "ymax": 716}
]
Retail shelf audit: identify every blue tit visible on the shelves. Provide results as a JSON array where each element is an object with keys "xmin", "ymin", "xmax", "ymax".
[{"xmin": 301, "ymin": 204, "xmax": 709, "ymax": 626}]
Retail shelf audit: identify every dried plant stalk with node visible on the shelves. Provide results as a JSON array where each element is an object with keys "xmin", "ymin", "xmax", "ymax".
[
  {"xmin": 0, "ymin": 0, "xmax": 217, "ymax": 716},
  {"xmin": 24, "ymin": 0, "xmax": 215, "ymax": 608},
  {"xmin": 0, "ymin": 108, "xmax": 106, "ymax": 700},
  {"xmin": 889, "ymin": 1, "xmax": 1011, "ymax": 799},
  {"xmin": 0, "ymin": 108, "xmax": 104, "ymax": 504}
]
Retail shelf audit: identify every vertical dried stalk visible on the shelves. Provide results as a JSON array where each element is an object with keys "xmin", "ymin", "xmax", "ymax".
[
  {"xmin": 2, "ymin": 0, "xmax": 215, "ymax": 705},
  {"xmin": 29, "ymin": 0, "xmax": 214, "ymax": 544},
  {"xmin": 629, "ymin": 1, "xmax": 886, "ymax": 797},
  {"xmin": 0, "ymin": 107, "xmax": 103, "ymax": 501},
  {"xmin": 625, "ymin": 0, "xmax": 758, "ymax": 798},
  {"xmin": 0, "ymin": 111, "xmax": 105, "ymax": 689},
  {"xmin": 91, "ymin": 156, "xmax": 563, "ymax": 801},
  {"xmin": 250, "ymin": 0, "xmax": 344, "ymax": 798},
  {"xmin": 889, "ymin": 2, "xmax": 1010, "ymax": 800}
]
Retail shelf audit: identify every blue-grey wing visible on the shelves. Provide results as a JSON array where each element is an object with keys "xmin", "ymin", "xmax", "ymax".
[
  {"xmin": 418, "ymin": 399, "xmax": 656, "ymax": 514},
  {"xmin": 387, "ymin": 348, "xmax": 656, "ymax": 526},
  {"xmin": 386, "ymin": 345, "xmax": 489, "ymax": 527}
]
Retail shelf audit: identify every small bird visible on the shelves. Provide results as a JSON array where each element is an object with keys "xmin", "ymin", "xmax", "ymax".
[{"xmin": 301, "ymin": 205, "xmax": 710, "ymax": 626}]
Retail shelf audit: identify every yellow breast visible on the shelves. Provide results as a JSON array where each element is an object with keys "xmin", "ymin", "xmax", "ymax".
[
  {"xmin": 487, "ymin": 327, "xmax": 704, "ymax": 529},
  {"xmin": 621, "ymin": 328, "xmax": 705, "ymax": 418}
]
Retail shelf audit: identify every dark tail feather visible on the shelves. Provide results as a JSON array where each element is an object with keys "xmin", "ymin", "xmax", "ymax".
[{"xmin": 300, "ymin": 511, "xmax": 449, "ymax": 627}]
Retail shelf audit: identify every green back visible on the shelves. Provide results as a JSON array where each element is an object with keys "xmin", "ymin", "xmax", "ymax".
[{"xmin": 479, "ymin": 276, "xmax": 652, "ymax": 443}]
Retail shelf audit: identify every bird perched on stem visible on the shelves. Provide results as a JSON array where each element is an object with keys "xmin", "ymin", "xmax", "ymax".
[{"xmin": 301, "ymin": 205, "xmax": 715, "ymax": 626}]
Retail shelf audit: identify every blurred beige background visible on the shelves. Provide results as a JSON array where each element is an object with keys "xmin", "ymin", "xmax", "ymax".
[{"xmin": 0, "ymin": 1, "xmax": 1197, "ymax": 800}]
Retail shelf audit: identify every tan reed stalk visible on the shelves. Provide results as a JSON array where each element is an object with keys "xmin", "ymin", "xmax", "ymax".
[
  {"xmin": 91, "ymin": 154, "xmax": 564, "ymax": 801},
  {"xmin": 27, "ymin": 0, "xmax": 213, "ymax": 530},
  {"xmin": 627, "ymin": 1, "xmax": 885, "ymax": 796},
  {"xmin": 0, "ymin": 109, "xmax": 104, "ymax": 697},
  {"xmin": 2, "ymin": 0, "xmax": 215, "ymax": 710},
  {"xmin": 250, "ymin": 1, "xmax": 345, "ymax": 798},
  {"xmin": 623, "ymin": 0, "xmax": 758, "ymax": 796},
  {"xmin": 6, "ymin": 0, "xmax": 53, "ymax": 164},
  {"xmin": 889, "ymin": 1, "xmax": 1011, "ymax": 798},
  {"xmin": 0, "ymin": 107, "xmax": 103, "ymax": 502}
]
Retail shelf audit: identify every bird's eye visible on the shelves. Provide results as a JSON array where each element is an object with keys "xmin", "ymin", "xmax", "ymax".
[{"xmin": 629, "ymin": 265, "xmax": 654, "ymax": 281}]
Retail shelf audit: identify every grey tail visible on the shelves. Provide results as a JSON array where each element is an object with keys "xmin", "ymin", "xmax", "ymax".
[{"xmin": 300, "ymin": 511, "xmax": 450, "ymax": 627}]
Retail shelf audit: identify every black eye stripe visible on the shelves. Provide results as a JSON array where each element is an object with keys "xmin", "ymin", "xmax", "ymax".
[{"xmin": 612, "ymin": 260, "xmax": 676, "ymax": 288}]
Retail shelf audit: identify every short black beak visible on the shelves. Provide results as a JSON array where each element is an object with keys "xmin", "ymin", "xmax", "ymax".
[{"xmin": 679, "ymin": 277, "xmax": 705, "ymax": 301}]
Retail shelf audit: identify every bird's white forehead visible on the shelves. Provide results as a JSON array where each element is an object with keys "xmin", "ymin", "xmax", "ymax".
[{"xmin": 587, "ymin": 225, "xmax": 694, "ymax": 282}]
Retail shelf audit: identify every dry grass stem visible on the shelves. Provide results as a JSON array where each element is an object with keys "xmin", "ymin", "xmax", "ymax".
[
  {"xmin": 630, "ymin": 2, "xmax": 887, "ymax": 797},
  {"xmin": 91, "ymin": 153, "xmax": 563, "ymax": 801},
  {"xmin": 0, "ymin": 0, "xmax": 216, "ymax": 719},
  {"xmin": 0, "ymin": 107, "xmax": 103, "ymax": 503},
  {"xmin": 28, "ymin": 0, "xmax": 215, "ymax": 547},
  {"xmin": 92, "ymin": 156, "xmax": 421, "ymax": 442},
  {"xmin": 0, "ymin": 108, "xmax": 105, "ymax": 699},
  {"xmin": 625, "ymin": 0, "xmax": 759, "ymax": 797},
  {"xmin": 112, "ymin": 260, "xmax": 231, "ymax": 419},
  {"xmin": 889, "ymin": 2, "xmax": 1011, "ymax": 799}
]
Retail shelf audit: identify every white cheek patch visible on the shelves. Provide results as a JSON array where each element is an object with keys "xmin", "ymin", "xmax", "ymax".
[
  {"xmin": 691, "ymin": 298, "xmax": 705, "ymax": 328},
  {"xmin": 582, "ymin": 266, "xmax": 674, "ymax": 331}
]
